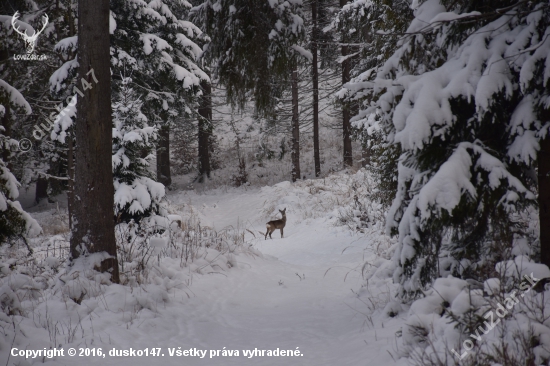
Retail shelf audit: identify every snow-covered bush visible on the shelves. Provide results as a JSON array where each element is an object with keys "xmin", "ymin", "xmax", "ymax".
[
  {"xmin": 0, "ymin": 198, "xmax": 254, "ymax": 362},
  {"xmin": 335, "ymin": 169, "xmax": 386, "ymax": 233},
  {"xmin": 400, "ymin": 257, "xmax": 550, "ymax": 366},
  {"xmin": 115, "ymin": 213, "xmax": 255, "ymax": 286}
]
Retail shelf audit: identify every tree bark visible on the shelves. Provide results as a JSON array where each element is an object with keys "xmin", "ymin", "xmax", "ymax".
[
  {"xmin": 340, "ymin": 0, "xmax": 353, "ymax": 168},
  {"xmin": 539, "ymin": 113, "xmax": 550, "ymax": 267},
  {"xmin": 156, "ymin": 124, "xmax": 172, "ymax": 187},
  {"xmin": 361, "ymin": 143, "xmax": 371, "ymax": 168},
  {"xmin": 67, "ymin": 136, "xmax": 74, "ymax": 228},
  {"xmin": 198, "ymin": 80, "xmax": 212, "ymax": 182},
  {"xmin": 35, "ymin": 177, "xmax": 48, "ymax": 204},
  {"xmin": 1, "ymin": 104, "xmax": 11, "ymax": 167},
  {"xmin": 312, "ymin": 0, "xmax": 321, "ymax": 177},
  {"xmin": 71, "ymin": 0, "xmax": 119, "ymax": 283},
  {"xmin": 291, "ymin": 66, "xmax": 301, "ymax": 182}
]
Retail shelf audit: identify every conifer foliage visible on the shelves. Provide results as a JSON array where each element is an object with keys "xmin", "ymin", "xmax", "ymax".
[
  {"xmin": 347, "ymin": 0, "xmax": 550, "ymax": 297},
  {"xmin": 112, "ymin": 77, "xmax": 165, "ymax": 224},
  {"xmin": 191, "ymin": 0, "xmax": 305, "ymax": 117},
  {"xmin": 0, "ymin": 131, "xmax": 41, "ymax": 243},
  {"xmin": 0, "ymin": 80, "xmax": 41, "ymax": 243}
]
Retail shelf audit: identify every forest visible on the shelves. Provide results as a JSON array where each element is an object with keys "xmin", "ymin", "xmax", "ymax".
[{"xmin": 1, "ymin": 0, "xmax": 550, "ymax": 365}]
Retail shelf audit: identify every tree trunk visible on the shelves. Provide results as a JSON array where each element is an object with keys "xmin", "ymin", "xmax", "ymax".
[
  {"xmin": 1, "ymin": 104, "xmax": 11, "ymax": 167},
  {"xmin": 156, "ymin": 124, "xmax": 172, "ymax": 187},
  {"xmin": 198, "ymin": 80, "xmax": 212, "ymax": 182},
  {"xmin": 67, "ymin": 136, "xmax": 74, "ymax": 228},
  {"xmin": 539, "ymin": 112, "xmax": 550, "ymax": 267},
  {"xmin": 340, "ymin": 0, "xmax": 353, "ymax": 168},
  {"xmin": 71, "ymin": 0, "xmax": 119, "ymax": 282},
  {"xmin": 35, "ymin": 177, "xmax": 48, "ymax": 204},
  {"xmin": 361, "ymin": 143, "xmax": 371, "ymax": 168},
  {"xmin": 291, "ymin": 66, "xmax": 301, "ymax": 182},
  {"xmin": 312, "ymin": 0, "xmax": 321, "ymax": 178}
]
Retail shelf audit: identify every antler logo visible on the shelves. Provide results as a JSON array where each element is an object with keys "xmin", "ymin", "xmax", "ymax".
[{"xmin": 11, "ymin": 11, "xmax": 49, "ymax": 54}]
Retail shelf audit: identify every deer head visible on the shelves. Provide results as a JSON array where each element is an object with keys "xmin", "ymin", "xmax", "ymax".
[{"xmin": 11, "ymin": 11, "xmax": 49, "ymax": 54}]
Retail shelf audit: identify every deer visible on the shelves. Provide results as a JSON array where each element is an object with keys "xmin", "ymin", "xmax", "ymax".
[
  {"xmin": 265, "ymin": 208, "xmax": 286, "ymax": 240},
  {"xmin": 11, "ymin": 11, "xmax": 49, "ymax": 54}
]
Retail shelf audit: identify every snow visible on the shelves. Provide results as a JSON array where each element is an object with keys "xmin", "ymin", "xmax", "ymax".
[
  {"xmin": 0, "ymin": 14, "xmax": 35, "ymax": 35},
  {"xmin": 3, "ymin": 171, "xmax": 402, "ymax": 366},
  {"xmin": 4, "ymin": 0, "xmax": 550, "ymax": 363},
  {"xmin": 0, "ymin": 164, "xmax": 20, "ymax": 208},
  {"xmin": 0, "ymin": 79, "xmax": 32, "ymax": 114},
  {"xmin": 175, "ymin": 33, "xmax": 202, "ymax": 58},
  {"xmin": 113, "ymin": 177, "xmax": 165, "ymax": 215},
  {"xmin": 51, "ymin": 96, "xmax": 77, "ymax": 143},
  {"xmin": 495, "ymin": 255, "xmax": 550, "ymax": 280},
  {"xmin": 290, "ymin": 44, "xmax": 312, "ymax": 61},
  {"xmin": 54, "ymin": 36, "xmax": 78, "ymax": 53},
  {"xmin": 141, "ymin": 33, "xmax": 172, "ymax": 55},
  {"xmin": 49, "ymin": 59, "xmax": 79, "ymax": 93},
  {"xmin": 416, "ymin": 144, "xmax": 476, "ymax": 219},
  {"xmin": 110, "ymin": 11, "xmax": 117, "ymax": 34}
]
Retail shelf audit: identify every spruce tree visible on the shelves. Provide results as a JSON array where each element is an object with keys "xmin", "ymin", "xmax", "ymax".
[
  {"xmin": 347, "ymin": 0, "xmax": 550, "ymax": 298},
  {"xmin": 111, "ymin": 0, "xmax": 208, "ymax": 187},
  {"xmin": 0, "ymin": 79, "xmax": 41, "ymax": 243},
  {"xmin": 112, "ymin": 77, "xmax": 164, "ymax": 223}
]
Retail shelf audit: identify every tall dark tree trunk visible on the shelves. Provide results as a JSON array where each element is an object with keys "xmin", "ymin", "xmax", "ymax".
[
  {"xmin": 340, "ymin": 0, "xmax": 353, "ymax": 168},
  {"xmin": 539, "ymin": 110, "xmax": 550, "ymax": 267},
  {"xmin": 1, "ymin": 104, "xmax": 11, "ymax": 167},
  {"xmin": 312, "ymin": 0, "xmax": 320, "ymax": 177},
  {"xmin": 198, "ymin": 80, "xmax": 212, "ymax": 182},
  {"xmin": 291, "ymin": 66, "xmax": 301, "ymax": 182},
  {"xmin": 157, "ymin": 124, "xmax": 171, "ymax": 187},
  {"xmin": 67, "ymin": 136, "xmax": 74, "ymax": 228},
  {"xmin": 71, "ymin": 0, "xmax": 119, "ymax": 282},
  {"xmin": 35, "ymin": 177, "xmax": 48, "ymax": 204}
]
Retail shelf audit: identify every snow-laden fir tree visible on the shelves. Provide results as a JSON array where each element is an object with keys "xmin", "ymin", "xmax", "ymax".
[
  {"xmin": 111, "ymin": 0, "xmax": 209, "ymax": 186},
  {"xmin": 112, "ymin": 77, "xmax": 165, "ymax": 224},
  {"xmin": 347, "ymin": 0, "xmax": 550, "ymax": 298},
  {"xmin": 1, "ymin": 2, "xmax": 63, "ymax": 202},
  {"xmin": 0, "ymin": 80, "xmax": 41, "ymax": 242},
  {"xmin": 51, "ymin": 0, "xmax": 209, "ymax": 188}
]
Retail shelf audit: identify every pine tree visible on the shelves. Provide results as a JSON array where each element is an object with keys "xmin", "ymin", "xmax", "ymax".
[{"xmin": 112, "ymin": 77, "xmax": 164, "ymax": 223}]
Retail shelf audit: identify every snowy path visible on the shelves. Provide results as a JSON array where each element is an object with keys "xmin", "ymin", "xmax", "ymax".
[{"xmin": 51, "ymin": 186, "xmax": 401, "ymax": 366}]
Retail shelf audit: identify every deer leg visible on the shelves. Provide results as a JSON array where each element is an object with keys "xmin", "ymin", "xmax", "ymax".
[{"xmin": 281, "ymin": 228, "xmax": 284, "ymax": 238}]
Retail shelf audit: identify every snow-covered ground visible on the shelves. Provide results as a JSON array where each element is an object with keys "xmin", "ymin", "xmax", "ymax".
[{"xmin": 3, "ymin": 171, "xmax": 404, "ymax": 366}]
